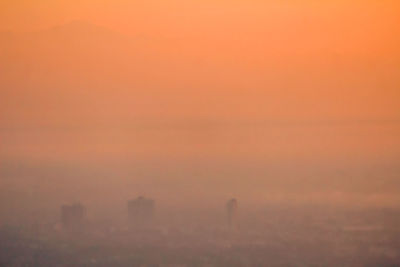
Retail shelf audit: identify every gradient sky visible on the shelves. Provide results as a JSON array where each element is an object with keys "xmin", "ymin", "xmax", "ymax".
[{"xmin": 0, "ymin": 0, "xmax": 399, "ymax": 206}]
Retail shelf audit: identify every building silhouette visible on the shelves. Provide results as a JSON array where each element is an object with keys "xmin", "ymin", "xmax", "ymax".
[
  {"xmin": 226, "ymin": 198, "xmax": 238, "ymax": 227},
  {"xmin": 127, "ymin": 196, "xmax": 155, "ymax": 225},
  {"xmin": 61, "ymin": 203, "xmax": 86, "ymax": 230}
]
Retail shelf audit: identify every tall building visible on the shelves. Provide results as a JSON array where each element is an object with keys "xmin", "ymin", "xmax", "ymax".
[
  {"xmin": 127, "ymin": 196, "xmax": 155, "ymax": 225},
  {"xmin": 226, "ymin": 198, "xmax": 238, "ymax": 227},
  {"xmin": 61, "ymin": 203, "xmax": 86, "ymax": 230}
]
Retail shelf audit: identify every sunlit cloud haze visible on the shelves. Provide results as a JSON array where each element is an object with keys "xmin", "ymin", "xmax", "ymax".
[{"xmin": 1, "ymin": 0, "xmax": 400, "ymax": 214}]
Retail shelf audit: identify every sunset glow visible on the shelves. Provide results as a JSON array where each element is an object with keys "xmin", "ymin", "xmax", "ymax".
[{"xmin": 1, "ymin": 1, "xmax": 400, "ymax": 265}]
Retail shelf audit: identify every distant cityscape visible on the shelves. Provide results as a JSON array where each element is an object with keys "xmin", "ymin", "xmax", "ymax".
[
  {"xmin": 61, "ymin": 197, "xmax": 239, "ymax": 231},
  {"xmin": 1, "ymin": 196, "xmax": 399, "ymax": 266}
]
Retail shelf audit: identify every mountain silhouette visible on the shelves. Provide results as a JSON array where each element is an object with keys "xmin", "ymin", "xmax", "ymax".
[
  {"xmin": 0, "ymin": 21, "xmax": 151, "ymax": 129},
  {"xmin": 46, "ymin": 20, "xmax": 117, "ymax": 36}
]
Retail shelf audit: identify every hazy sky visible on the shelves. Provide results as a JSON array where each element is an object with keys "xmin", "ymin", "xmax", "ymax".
[{"xmin": 0, "ymin": 0, "xmax": 399, "ymax": 206}]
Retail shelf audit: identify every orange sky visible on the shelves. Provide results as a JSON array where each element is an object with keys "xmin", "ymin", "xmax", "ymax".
[
  {"xmin": 0, "ymin": 0, "xmax": 399, "ymax": 204},
  {"xmin": 1, "ymin": 0, "xmax": 399, "ymax": 142},
  {"xmin": 1, "ymin": 1, "xmax": 399, "ymax": 36}
]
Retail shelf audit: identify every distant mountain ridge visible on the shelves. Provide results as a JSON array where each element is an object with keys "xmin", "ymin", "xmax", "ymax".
[{"xmin": 39, "ymin": 20, "xmax": 127, "ymax": 40}]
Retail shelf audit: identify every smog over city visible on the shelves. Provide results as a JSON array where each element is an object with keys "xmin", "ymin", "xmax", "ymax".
[{"xmin": 0, "ymin": 1, "xmax": 400, "ymax": 266}]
